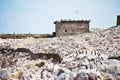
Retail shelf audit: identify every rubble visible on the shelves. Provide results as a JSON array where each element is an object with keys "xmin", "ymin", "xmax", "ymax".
[{"xmin": 0, "ymin": 26, "xmax": 120, "ymax": 80}]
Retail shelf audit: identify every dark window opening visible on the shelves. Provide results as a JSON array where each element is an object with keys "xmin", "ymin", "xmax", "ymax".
[{"xmin": 65, "ymin": 29, "xmax": 67, "ymax": 32}]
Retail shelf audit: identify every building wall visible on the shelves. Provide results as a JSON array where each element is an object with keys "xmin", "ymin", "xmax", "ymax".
[
  {"xmin": 55, "ymin": 21, "xmax": 90, "ymax": 37},
  {"xmin": 117, "ymin": 15, "xmax": 120, "ymax": 26}
]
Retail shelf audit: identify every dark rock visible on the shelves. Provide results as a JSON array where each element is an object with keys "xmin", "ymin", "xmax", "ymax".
[
  {"xmin": 57, "ymin": 69, "xmax": 64, "ymax": 76},
  {"xmin": 88, "ymin": 73, "xmax": 97, "ymax": 80},
  {"xmin": 31, "ymin": 53, "xmax": 62, "ymax": 63},
  {"xmin": 75, "ymin": 72, "xmax": 89, "ymax": 80}
]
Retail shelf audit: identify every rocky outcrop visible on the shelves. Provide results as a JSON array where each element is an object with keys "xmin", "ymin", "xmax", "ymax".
[{"xmin": 0, "ymin": 26, "xmax": 120, "ymax": 80}]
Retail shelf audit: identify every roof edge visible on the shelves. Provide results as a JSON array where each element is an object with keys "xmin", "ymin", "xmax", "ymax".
[{"xmin": 54, "ymin": 19, "xmax": 91, "ymax": 24}]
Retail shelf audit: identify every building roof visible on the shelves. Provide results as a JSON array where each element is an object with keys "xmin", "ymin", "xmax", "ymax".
[{"xmin": 54, "ymin": 19, "xmax": 90, "ymax": 24}]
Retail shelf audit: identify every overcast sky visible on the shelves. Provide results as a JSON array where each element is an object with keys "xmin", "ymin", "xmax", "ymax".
[{"xmin": 0, "ymin": 0, "xmax": 120, "ymax": 34}]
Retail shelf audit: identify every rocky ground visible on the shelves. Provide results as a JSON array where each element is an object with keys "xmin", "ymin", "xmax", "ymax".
[{"xmin": 0, "ymin": 26, "xmax": 120, "ymax": 80}]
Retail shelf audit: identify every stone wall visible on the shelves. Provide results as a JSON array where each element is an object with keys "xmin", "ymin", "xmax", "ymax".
[{"xmin": 54, "ymin": 20, "xmax": 90, "ymax": 37}]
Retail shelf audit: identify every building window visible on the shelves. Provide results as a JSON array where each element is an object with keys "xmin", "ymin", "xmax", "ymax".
[{"xmin": 65, "ymin": 29, "xmax": 67, "ymax": 32}]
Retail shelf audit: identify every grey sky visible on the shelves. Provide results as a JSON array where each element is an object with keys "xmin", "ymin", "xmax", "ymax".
[{"xmin": 0, "ymin": 0, "xmax": 120, "ymax": 34}]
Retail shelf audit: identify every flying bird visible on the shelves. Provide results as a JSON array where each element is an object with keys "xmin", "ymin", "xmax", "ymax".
[{"xmin": 74, "ymin": 10, "xmax": 80, "ymax": 15}]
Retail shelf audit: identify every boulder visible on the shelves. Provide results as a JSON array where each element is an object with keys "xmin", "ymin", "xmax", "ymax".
[
  {"xmin": 75, "ymin": 72, "xmax": 89, "ymax": 80},
  {"xmin": 88, "ymin": 72, "xmax": 97, "ymax": 80},
  {"xmin": 0, "ymin": 69, "xmax": 9, "ymax": 80}
]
